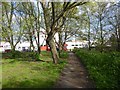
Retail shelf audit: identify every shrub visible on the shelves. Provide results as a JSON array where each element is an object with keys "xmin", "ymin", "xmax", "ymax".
[
  {"xmin": 2, "ymin": 51, "xmax": 23, "ymax": 59},
  {"xmin": 2, "ymin": 51, "xmax": 40, "ymax": 61}
]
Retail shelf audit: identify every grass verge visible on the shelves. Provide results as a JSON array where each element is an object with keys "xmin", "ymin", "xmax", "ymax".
[{"xmin": 74, "ymin": 49, "xmax": 120, "ymax": 88}]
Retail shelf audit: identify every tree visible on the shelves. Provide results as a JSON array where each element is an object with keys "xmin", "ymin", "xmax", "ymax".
[
  {"xmin": 89, "ymin": 2, "xmax": 110, "ymax": 52},
  {"xmin": 78, "ymin": 6, "xmax": 92, "ymax": 50},
  {"xmin": 2, "ymin": 2, "xmax": 24, "ymax": 51},
  {"xmin": 111, "ymin": 1, "xmax": 120, "ymax": 51},
  {"xmin": 41, "ymin": 2, "xmax": 87, "ymax": 64},
  {"xmin": 118, "ymin": 2, "xmax": 120, "ymax": 51},
  {"xmin": 21, "ymin": 2, "xmax": 36, "ymax": 51},
  {"xmin": 57, "ymin": 7, "xmax": 79, "ymax": 56},
  {"xmin": 16, "ymin": 2, "xmax": 43, "ymax": 53}
]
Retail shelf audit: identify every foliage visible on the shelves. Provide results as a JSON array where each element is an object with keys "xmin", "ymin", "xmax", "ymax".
[
  {"xmin": 2, "ymin": 51, "xmax": 23, "ymax": 59},
  {"xmin": 2, "ymin": 51, "xmax": 40, "ymax": 61},
  {"xmin": 74, "ymin": 49, "xmax": 120, "ymax": 88}
]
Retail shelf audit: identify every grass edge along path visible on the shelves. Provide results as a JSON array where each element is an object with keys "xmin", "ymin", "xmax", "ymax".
[
  {"xmin": 74, "ymin": 49, "xmax": 120, "ymax": 88},
  {"xmin": 54, "ymin": 52, "xmax": 95, "ymax": 88}
]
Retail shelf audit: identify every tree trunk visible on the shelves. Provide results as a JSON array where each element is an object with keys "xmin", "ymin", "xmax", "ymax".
[
  {"xmin": 37, "ymin": 32, "xmax": 41, "ymax": 54},
  {"xmin": 59, "ymin": 43, "xmax": 63, "ymax": 57},
  {"xmin": 47, "ymin": 38, "xmax": 59, "ymax": 64},
  {"xmin": 58, "ymin": 32, "xmax": 63, "ymax": 57},
  {"xmin": 88, "ymin": 22, "xmax": 91, "ymax": 50},
  {"xmin": 10, "ymin": 34, "xmax": 15, "ymax": 51},
  {"xmin": 100, "ymin": 16, "xmax": 103, "ymax": 52},
  {"xmin": 117, "ymin": 7, "xmax": 120, "ymax": 52},
  {"xmin": 37, "ymin": 2, "xmax": 41, "ymax": 54},
  {"xmin": 86, "ymin": 10, "xmax": 91, "ymax": 50},
  {"xmin": 29, "ymin": 35, "xmax": 34, "ymax": 51},
  {"xmin": 11, "ymin": 44, "xmax": 15, "ymax": 51},
  {"xmin": 117, "ymin": 28, "xmax": 120, "ymax": 51},
  {"xmin": 118, "ymin": 40, "xmax": 120, "ymax": 52}
]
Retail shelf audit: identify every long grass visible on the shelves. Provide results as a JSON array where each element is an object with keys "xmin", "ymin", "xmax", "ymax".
[{"xmin": 74, "ymin": 49, "xmax": 120, "ymax": 88}]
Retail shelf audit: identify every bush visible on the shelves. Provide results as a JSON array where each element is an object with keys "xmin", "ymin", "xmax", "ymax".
[
  {"xmin": 2, "ymin": 51, "xmax": 40, "ymax": 61},
  {"xmin": 74, "ymin": 49, "xmax": 120, "ymax": 88},
  {"xmin": 2, "ymin": 51, "xmax": 23, "ymax": 59},
  {"xmin": 20, "ymin": 52, "xmax": 40, "ymax": 61}
]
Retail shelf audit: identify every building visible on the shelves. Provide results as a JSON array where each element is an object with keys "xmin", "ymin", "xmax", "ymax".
[
  {"xmin": 0, "ymin": 42, "xmax": 11, "ymax": 52},
  {"xmin": 0, "ymin": 27, "xmax": 59, "ymax": 52},
  {"xmin": 1, "ymin": 27, "xmax": 92, "ymax": 52},
  {"xmin": 66, "ymin": 40, "xmax": 88, "ymax": 51},
  {"xmin": 0, "ymin": 39, "xmax": 91, "ymax": 52}
]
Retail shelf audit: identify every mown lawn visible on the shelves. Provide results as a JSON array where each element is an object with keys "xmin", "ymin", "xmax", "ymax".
[
  {"xmin": 2, "ymin": 51, "xmax": 67, "ymax": 88},
  {"xmin": 74, "ymin": 49, "xmax": 120, "ymax": 88}
]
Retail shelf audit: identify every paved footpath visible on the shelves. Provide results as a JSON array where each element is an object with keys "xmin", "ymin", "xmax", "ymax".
[{"xmin": 54, "ymin": 52, "xmax": 95, "ymax": 88}]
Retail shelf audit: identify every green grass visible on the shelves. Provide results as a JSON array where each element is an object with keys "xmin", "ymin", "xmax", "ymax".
[
  {"xmin": 60, "ymin": 51, "xmax": 69, "ymax": 59},
  {"xmin": 2, "ymin": 51, "xmax": 67, "ymax": 88},
  {"xmin": 39, "ymin": 51, "xmax": 52, "ymax": 62},
  {"xmin": 74, "ymin": 49, "xmax": 120, "ymax": 88}
]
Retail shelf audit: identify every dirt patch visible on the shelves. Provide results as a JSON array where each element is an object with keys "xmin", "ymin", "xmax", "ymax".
[{"xmin": 54, "ymin": 52, "xmax": 95, "ymax": 88}]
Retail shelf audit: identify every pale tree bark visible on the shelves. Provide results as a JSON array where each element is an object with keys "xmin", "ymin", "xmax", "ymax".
[
  {"xmin": 41, "ymin": 2, "xmax": 59, "ymax": 64},
  {"xmin": 46, "ymin": 28, "xmax": 59, "ymax": 64},
  {"xmin": 49, "ymin": 38, "xmax": 59, "ymax": 64}
]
